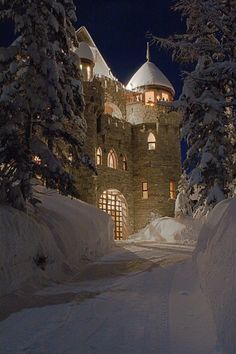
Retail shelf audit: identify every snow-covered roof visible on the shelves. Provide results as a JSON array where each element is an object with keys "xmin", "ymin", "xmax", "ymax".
[
  {"xmin": 75, "ymin": 42, "xmax": 95, "ymax": 63},
  {"xmin": 76, "ymin": 26, "xmax": 115, "ymax": 80},
  {"xmin": 126, "ymin": 61, "xmax": 175, "ymax": 95}
]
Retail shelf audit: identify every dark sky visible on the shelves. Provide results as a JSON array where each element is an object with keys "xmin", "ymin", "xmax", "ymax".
[
  {"xmin": 76, "ymin": 0, "xmax": 185, "ymax": 98},
  {"xmin": 0, "ymin": 0, "xmax": 187, "ymax": 160},
  {"xmin": 0, "ymin": 0, "xmax": 186, "ymax": 98}
]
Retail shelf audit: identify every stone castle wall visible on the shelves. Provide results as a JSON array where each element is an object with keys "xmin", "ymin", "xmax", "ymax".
[
  {"xmin": 96, "ymin": 115, "xmax": 134, "ymax": 235},
  {"xmin": 75, "ymin": 76, "xmax": 182, "ymax": 237},
  {"xmin": 132, "ymin": 111, "xmax": 181, "ymax": 231}
]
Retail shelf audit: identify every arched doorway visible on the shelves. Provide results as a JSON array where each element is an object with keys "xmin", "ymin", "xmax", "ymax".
[{"xmin": 98, "ymin": 189, "xmax": 128, "ymax": 240}]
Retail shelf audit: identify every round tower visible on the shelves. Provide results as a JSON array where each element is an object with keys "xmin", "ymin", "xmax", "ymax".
[
  {"xmin": 126, "ymin": 44, "xmax": 181, "ymax": 231},
  {"xmin": 75, "ymin": 41, "xmax": 95, "ymax": 81}
]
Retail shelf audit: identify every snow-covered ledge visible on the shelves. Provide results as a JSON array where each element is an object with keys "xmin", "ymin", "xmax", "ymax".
[
  {"xmin": 195, "ymin": 198, "xmax": 236, "ymax": 353},
  {"xmin": 0, "ymin": 186, "xmax": 113, "ymax": 297}
]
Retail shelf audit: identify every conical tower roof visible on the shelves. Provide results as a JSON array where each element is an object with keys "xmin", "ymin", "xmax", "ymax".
[{"xmin": 126, "ymin": 45, "xmax": 175, "ymax": 95}]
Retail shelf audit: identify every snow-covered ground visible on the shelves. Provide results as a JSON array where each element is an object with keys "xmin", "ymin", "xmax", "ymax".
[
  {"xmin": 0, "ymin": 186, "xmax": 113, "ymax": 297},
  {"xmin": 195, "ymin": 197, "xmax": 236, "ymax": 354},
  {"xmin": 129, "ymin": 216, "xmax": 201, "ymax": 245},
  {"xmin": 0, "ymin": 243, "xmax": 221, "ymax": 354}
]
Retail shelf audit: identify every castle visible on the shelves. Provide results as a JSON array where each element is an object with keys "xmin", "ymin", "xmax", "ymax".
[{"xmin": 74, "ymin": 26, "xmax": 181, "ymax": 240}]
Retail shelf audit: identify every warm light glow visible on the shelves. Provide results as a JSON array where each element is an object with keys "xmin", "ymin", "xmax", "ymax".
[
  {"xmin": 98, "ymin": 189, "xmax": 128, "ymax": 240},
  {"xmin": 145, "ymin": 91, "xmax": 155, "ymax": 106},
  {"xmin": 161, "ymin": 92, "xmax": 169, "ymax": 101},
  {"xmin": 107, "ymin": 149, "xmax": 118, "ymax": 169},
  {"xmin": 32, "ymin": 155, "xmax": 41, "ymax": 165},
  {"xmin": 96, "ymin": 147, "xmax": 102, "ymax": 166},
  {"xmin": 142, "ymin": 182, "xmax": 148, "ymax": 199},
  {"xmin": 87, "ymin": 65, "xmax": 91, "ymax": 80},
  {"xmin": 147, "ymin": 132, "xmax": 156, "ymax": 150},
  {"xmin": 170, "ymin": 181, "xmax": 177, "ymax": 200}
]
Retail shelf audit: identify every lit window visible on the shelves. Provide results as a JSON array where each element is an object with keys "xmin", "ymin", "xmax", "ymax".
[
  {"xmin": 122, "ymin": 156, "xmax": 128, "ymax": 171},
  {"xmin": 145, "ymin": 91, "xmax": 155, "ymax": 106},
  {"xmin": 32, "ymin": 155, "xmax": 41, "ymax": 165},
  {"xmin": 162, "ymin": 92, "xmax": 169, "ymax": 101},
  {"xmin": 107, "ymin": 149, "xmax": 118, "ymax": 169},
  {"xmin": 170, "ymin": 181, "xmax": 177, "ymax": 200},
  {"xmin": 80, "ymin": 64, "xmax": 82, "ymax": 70},
  {"xmin": 147, "ymin": 132, "xmax": 156, "ymax": 150},
  {"xmin": 87, "ymin": 65, "xmax": 91, "ymax": 80},
  {"xmin": 96, "ymin": 147, "xmax": 102, "ymax": 166},
  {"xmin": 142, "ymin": 182, "xmax": 148, "ymax": 199}
]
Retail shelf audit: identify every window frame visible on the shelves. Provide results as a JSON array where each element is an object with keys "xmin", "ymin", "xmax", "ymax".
[
  {"xmin": 96, "ymin": 147, "xmax": 102, "ymax": 166},
  {"xmin": 122, "ymin": 155, "xmax": 128, "ymax": 171},
  {"xmin": 107, "ymin": 149, "xmax": 118, "ymax": 169},
  {"xmin": 147, "ymin": 132, "xmax": 156, "ymax": 151},
  {"xmin": 142, "ymin": 182, "xmax": 148, "ymax": 199}
]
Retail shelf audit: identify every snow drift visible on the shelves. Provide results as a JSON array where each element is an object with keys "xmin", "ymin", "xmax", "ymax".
[
  {"xmin": 0, "ymin": 186, "xmax": 113, "ymax": 297},
  {"xmin": 195, "ymin": 198, "xmax": 236, "ymax": 354},
  {"xmin": 129, "ymin": 216, "xmax": 200, "ymax": 244}
]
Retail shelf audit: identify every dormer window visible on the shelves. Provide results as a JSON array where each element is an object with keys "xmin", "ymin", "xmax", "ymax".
[
  {"xmin": 147, "ymin": 132, "xmax": 156, "ymax": 150},
  {"xmin": 87, "ymin": 65, "xmax": 91, "ymax": 81}
]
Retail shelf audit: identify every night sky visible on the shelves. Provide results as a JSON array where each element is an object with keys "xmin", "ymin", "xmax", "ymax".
[
  {"xmin": 1, "ymin": 0, "xmax": 186, "ymax": 98},
  {"xmin": 76, "ymin": 0, "xmax": 186, "ymax": 98},
  {"xmin": 0, "ymin": 0, "xmax": 187, "ymax": 160}
]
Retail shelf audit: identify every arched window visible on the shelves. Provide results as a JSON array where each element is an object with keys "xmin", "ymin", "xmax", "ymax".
[
  {"xmin": 107, "ymin": 149, "xmax": 118, "ymax": 169},
  {"xmin": 147, "ymin": 132, "xmax": 156, "ymax": 150},
  {"xmin": 96, "ymin": 147, "xmax": 102, "ymax": 166},
  {"xmin": 104, "ymin": 102, "xmax": 123, "ymax": 120},
  {"xmin": 122, "ymin": 155, "xmax": 128, "ymax": 171}
]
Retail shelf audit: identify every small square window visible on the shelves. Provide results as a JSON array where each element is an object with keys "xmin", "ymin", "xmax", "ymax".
[{"xmin": 142, "ymin": 182, "xmax": 148, "ymax": 199}]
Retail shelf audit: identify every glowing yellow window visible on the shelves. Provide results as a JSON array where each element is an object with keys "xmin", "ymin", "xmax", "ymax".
[
  {"xmin": 147, "ymin": 132, "xmax": 156, "ymax": 150},
  {"xmin": 145, "ymin": 91, "xmax": 155, "ymax": 106},
  {"xmin": 142, "ymin": 182, "xmax": 148, "ymax": 199},
  {"xmin": 108, "ymin": 149, "xmax": 118, "ymax": 169},
  {"xmin": 170, "ymin": 181, "xmax": 177, "ymax": 200},
  {"xmin": 96, "ymin": 147, "xmax": 102, "ymax": 166},
  {"xmin": 162, "ymin": 92, "xmax": 169, "ymax": 101},
  {"xmin": 87, "ymin": 65, "xmax": 91, "ymax": 80}
]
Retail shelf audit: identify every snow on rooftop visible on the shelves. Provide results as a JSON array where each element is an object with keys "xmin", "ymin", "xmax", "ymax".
[
  {"xmin": 126, "ymin": 61, "xmax": 175, "ymax": 95},
  {"xmin": 76, "ymin": 26, "xmax": 115, "ymax": 80},
  {"xmin": 75, "ymin": 42, "xmax": 95, "ymax": 63}
]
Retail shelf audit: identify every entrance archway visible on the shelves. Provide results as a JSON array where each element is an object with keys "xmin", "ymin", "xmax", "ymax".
[{"xmin": 98, "ymin": 189, "xmax": 128, "ymax": 240}]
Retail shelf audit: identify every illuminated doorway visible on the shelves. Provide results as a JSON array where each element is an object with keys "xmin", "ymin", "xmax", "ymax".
[{"xmin": 98, "ymin": 189, "xmax": 128, "ymax": 240}]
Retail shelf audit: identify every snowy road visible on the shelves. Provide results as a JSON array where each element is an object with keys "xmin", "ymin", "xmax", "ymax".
[{"xmin": 0, "ymin": 242, "xmax": 221, "ymax": 354}]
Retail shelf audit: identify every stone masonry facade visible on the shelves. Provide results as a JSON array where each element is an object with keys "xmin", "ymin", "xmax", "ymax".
[{"xmin": 74, "ymin": 75, "xmax": 182, "ymax": 238}]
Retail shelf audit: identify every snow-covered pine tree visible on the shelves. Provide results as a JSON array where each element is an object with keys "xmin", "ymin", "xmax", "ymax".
[
  {"xmin": 153, "ymin": 0, "xmax": 236, "ymax": 216},
  {"xmin": 175, "ymin": 172, "xmax": 193, "ymax": 217},
  {"xmin": 0, "ymin": 0, "xmax": 91, "ymax": 210}
]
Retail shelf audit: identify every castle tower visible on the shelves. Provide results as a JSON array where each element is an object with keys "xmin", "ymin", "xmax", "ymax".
[
  {"xmin": 75, "ymin": 28, "xmax": 181, "ymax": 239},
  {"xmin": 126, "ymin": 45, "xmax": 181, "ymax": 231}
]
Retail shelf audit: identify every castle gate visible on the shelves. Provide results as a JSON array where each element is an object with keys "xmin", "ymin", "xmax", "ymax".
[{"xmin": 98, "ymin": 190, "xmax": 128, "ymax": 240}]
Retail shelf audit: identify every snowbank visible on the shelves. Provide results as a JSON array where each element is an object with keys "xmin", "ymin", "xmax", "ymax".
[
  {"xmin": 129, "ymin": 216, "xmax": 200, "ymax": 244},
  {"xmin": 195, "ymin": 198, "xmax": 236, "ymax": 354},
  {"xmin": 0, "ymin": 186, "xmax": 113, "ymax": 297}
]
